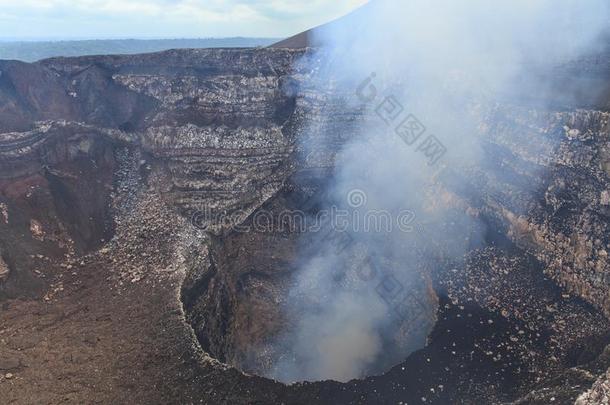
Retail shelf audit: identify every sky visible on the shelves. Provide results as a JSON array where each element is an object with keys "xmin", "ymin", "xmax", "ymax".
[{"xmin": 0, "ymin": 0, "xmax": 368, "ymax": 40}]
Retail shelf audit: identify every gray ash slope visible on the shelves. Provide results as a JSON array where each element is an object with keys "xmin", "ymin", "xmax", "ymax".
[{"xmin": 0, "ymin": 46, "xmax": 608, "ymax": 404}]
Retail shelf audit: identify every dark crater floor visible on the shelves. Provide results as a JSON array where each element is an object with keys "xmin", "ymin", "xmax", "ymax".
[{"xmin": 181, "ymin": 183, "xmax": 610, "ymax": 403}]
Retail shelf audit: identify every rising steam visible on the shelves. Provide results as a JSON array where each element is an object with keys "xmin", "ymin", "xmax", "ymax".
[{"xmin": 267, "ymin": 0, "xmax": 609, "ymax": 383}]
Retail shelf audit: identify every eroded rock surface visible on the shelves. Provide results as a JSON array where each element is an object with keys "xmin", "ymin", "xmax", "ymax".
[
  {"xmin": 577, "ymin": 366, "xmax": 610, "ymax": 405},
  {"xmin": 0, "ymin": 255, "xmax": 8, "ymax": 281}
]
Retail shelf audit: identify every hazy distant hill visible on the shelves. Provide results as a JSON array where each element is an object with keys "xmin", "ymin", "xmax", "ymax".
[{"xmin": 0, "ymin": 38, "xmax": 280, "ymax": 62}]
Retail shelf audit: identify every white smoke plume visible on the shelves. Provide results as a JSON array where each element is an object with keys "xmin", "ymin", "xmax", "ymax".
[{"xmin": 268, "ymin": 0, "xmax": 609, "ymax": 383}]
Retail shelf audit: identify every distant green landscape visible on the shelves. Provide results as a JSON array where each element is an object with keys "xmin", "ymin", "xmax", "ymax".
[{"xmin": 0, "ymin": 38, "xmax": 280, "ymax": 62}]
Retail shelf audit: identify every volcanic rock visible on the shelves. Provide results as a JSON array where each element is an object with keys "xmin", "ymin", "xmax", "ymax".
[
  {"xmin": 0, "ymin": 46, "xmax": 608, "ymax": 404},
  {"xmin": 0, "ymin": 256, "xmax": 8, "ymax": 281}
]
